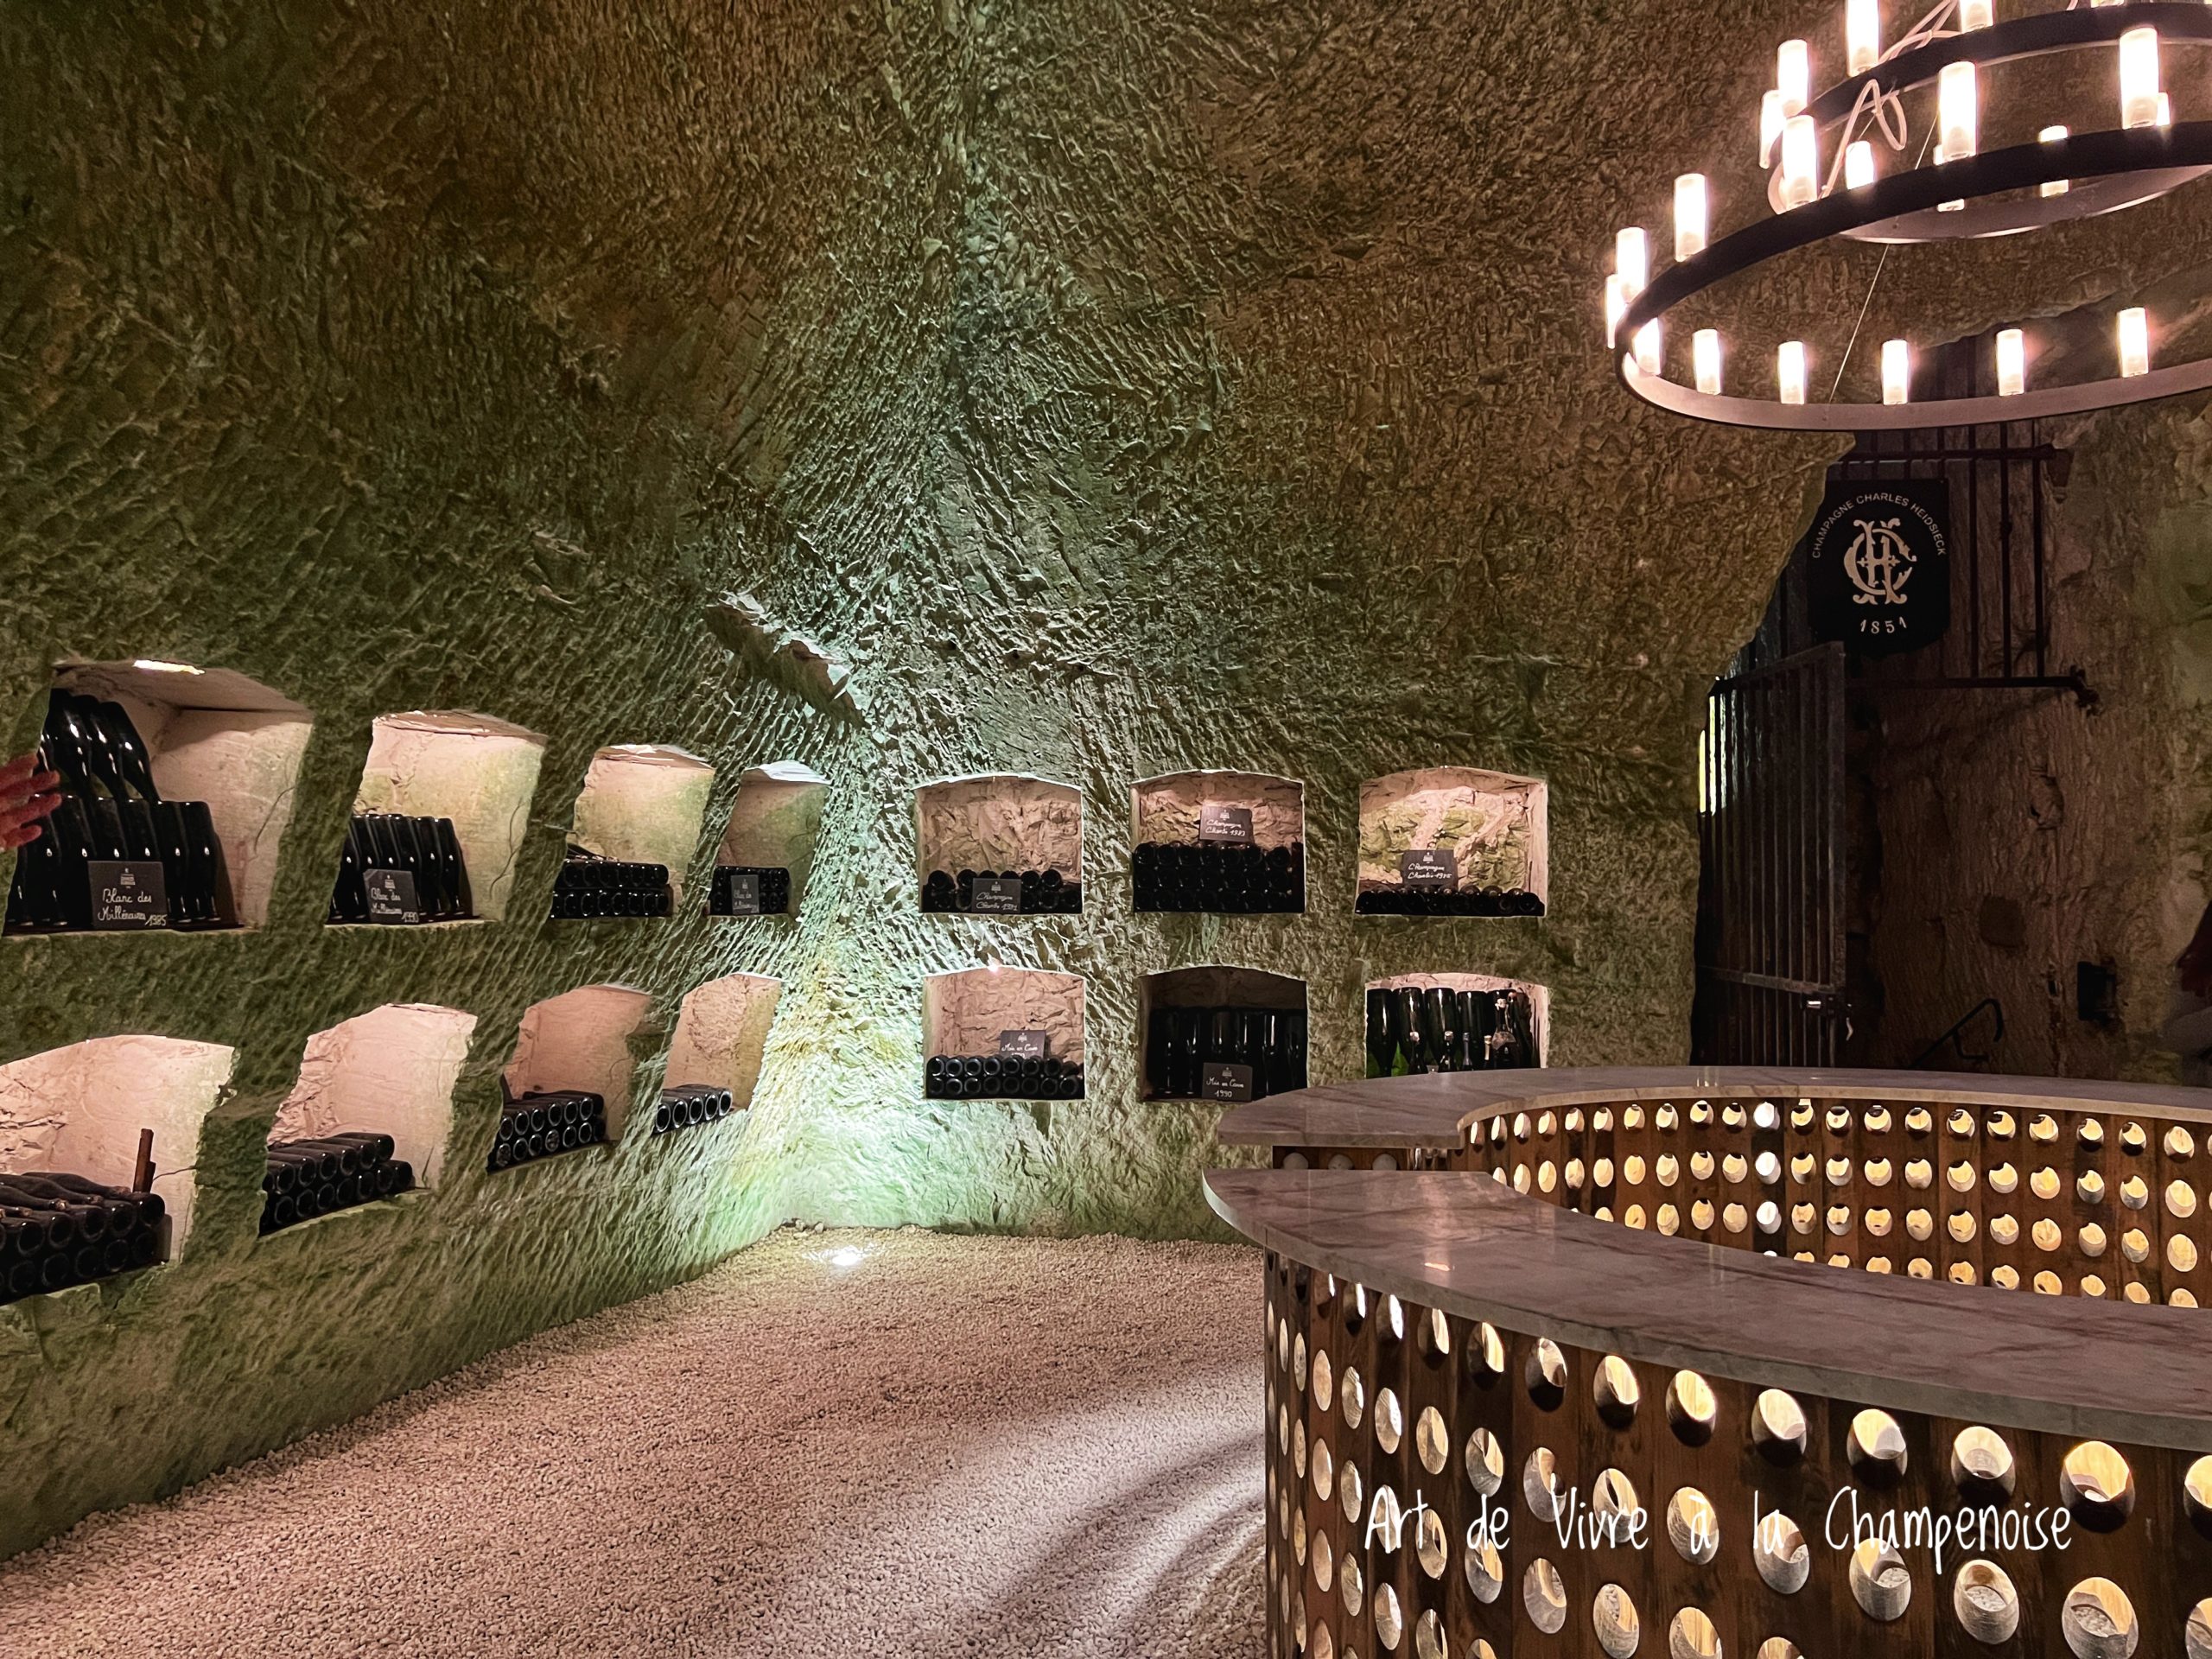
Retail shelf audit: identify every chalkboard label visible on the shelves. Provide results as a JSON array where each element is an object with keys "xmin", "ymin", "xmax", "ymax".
[
  {"xmin": 970, "ymin": 875, "xmax": 1023, "ymax": 915},
  {"xmin": 1203, "ymin": 1062, "xmax": 1255, "ymax": 1103},
  {"xmin": 1198, "ymin": 803, "xmax": 1255, "ymax": 846},
  {"xmin": 721, "ymin": 870, "xmax": 761, "ymax": 916},
  {"xmin": 86, "ymin": 860, "xmax": 168, "ymax": 930},
  {"xmin": 1400, "ymin": 849, "xmax": 1459, "ymax": 890},
  {"xmin": 999, "ymin": 1029, "xmax": 1050, "ymax": 1060},
  {"xmin": 364, "ymin": 868, "xmax": 423, "ymax": 925}
]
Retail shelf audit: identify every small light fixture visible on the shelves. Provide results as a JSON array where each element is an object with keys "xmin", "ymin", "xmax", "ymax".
[
  {"xmin": 828, "ymin": 1246, "xmax": 866, "ymax": 1269},
  {"xmin": 1759, "ymin": 90, "xmax": 1785, "ymax": 164},
  {"xmin": 1778, "ymin": 40, "xmax": 1810, "ymax": 117},
  {"xmin": 1616, "ymin": 226, "xmax": 1649, "ymax": 296},
  {"xmin": 1847, "ymin": 0, "xmax": 1880, "ymax": 75},
  {"xmin": 1633, "ymin": 318, "xmax": 1662, "ymax": 376},
  {"xmin": 1845, "ymin": 140, "xmax": 1876, "ymax": 189},
  {"xmin": 1605, "ymin": 275, "xmax": 1628, "ymax": 348},
  {"xmin": 2040, "ymin": 125, "xmax": 2071, "ymax": 197},
  {"xmin": 1694, "ymin": 328, "xmax": 1723, "ymax": 395},
  {"xmin": 2118, "ymin": 307, "xmax": 2151, "ymax": 378},
  {"xmin": 1882, "ymin": 339, "xmax": 1911, "ymax": 405},
  {"xmin": 1781, "ymin": 116, "xmax": 1819, "ymax": 207},
  {"xmin": 1996, "ymin": 328, "xmax": 2026, "ymax": 397},
  {"xmin": 1779, "ymin": 340, "xmax": 1808, "ymax": 405},
  {"xmin": 1959, "ymin": 0, "xmax": 1993, "ymax": 29},
  {"xmin": 2120, "ymin": 27, "xmax": 2161, "ymax": 130},
  {"xmin": 1674, "ymin": 174, "xmax": 1708, "ymax": 260},
  {"xmin": 1937, "ymin": 61, "xmax": 1978, "ymax": 162},
  {"xmin": 130, "ymin": 658, "xmax": 204, "ymax": 675}
]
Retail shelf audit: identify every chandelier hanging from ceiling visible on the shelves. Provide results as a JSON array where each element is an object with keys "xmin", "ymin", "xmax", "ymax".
[{"xmin": 1610, "ymin": 0, "xmax": 2212, "ymax": 429}]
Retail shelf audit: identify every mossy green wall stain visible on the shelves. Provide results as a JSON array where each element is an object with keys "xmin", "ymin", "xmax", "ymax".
[{"xmin": 26, "ymin": 0, "xmax": 2209, "ymax": 1557}]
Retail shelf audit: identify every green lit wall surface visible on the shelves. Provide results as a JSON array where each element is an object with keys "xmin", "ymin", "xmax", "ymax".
[{"xmin": 8, "ymin": 0, "xmax": 2209, "ymax": 1558}]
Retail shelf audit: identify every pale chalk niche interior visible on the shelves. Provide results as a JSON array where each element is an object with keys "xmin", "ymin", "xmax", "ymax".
[
  {"xmin": 0, "ymin": 1035, "xmax": 237, "ymax": 1255},
  {"xmin": 915, "ymin": 774, "xmax": 1084, "ymax": 907},
  {"xmin": 1357, "ymin": 765, "xmax": 1549, "ymax": 909},
  {"xmin": 664, "ymin": 974, "xmax": 783, "ymax": 1111},
  {"xmin": 924, "ymin": 968, "xmax": 1085, "ymax": 1085},
  {"xmin": 346, "ymin": 711, "xmax": 548, "ymax": 923},
  {"xmin": 1131, "ymin": 769, "xmax": 1305, "ymax": 849},
  {"xmin": 268, "ymin": 1004, "xmax": 478, "ymax": 1193},
  {"xmin": 567, "ymin": 746, "xmax": 716, "ymax": 904},
  {"xmin": 1368, "ymin": 971, "xmax": 1552, "ymax": 1067},
  {"xmin": 1136, "ymin": 964, "xmax": 1307, "ymax": 1101},
  {"xmin": 711, "ymin": 761, "xmax": 829, "ymax": 918},
  {"xmin": 47, "ymin": 658, "xmax": 315, "ymax": 931},
  {"xmin": 503, "ymin": 984, "xmax": 655, "ymax": 1141}
]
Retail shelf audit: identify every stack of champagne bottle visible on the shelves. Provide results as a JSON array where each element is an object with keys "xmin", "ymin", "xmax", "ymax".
[
  {"xmin": 920, "ymin": 868, "xmax": 1082, "ymax": 913},
  {"xmin": 653, "ymin": 1084, "xmax": 739, "ymax": 1134},
  {"xmin": 489, "ymin": 1090, "xmax": 608, "ymax": 1170},
  {"xmin": 548, "ymin": 848, "xmax": 672, "ymax": 918},
  {"xmin": 1356, "ymin": 883, "xmax": 1545, "ymax": 917},
  {"xmin": 1364, "ymin": 983, "xmax": 1539, "ymax": 1075},
  {"xmin": 261, "ymin": 1132, "xmax": 415, "ymax": 1233},
  {"xmin": 708, "ymin": 864, "xmax": 791, "ymax": 915},
  {"xmin": 1132, "ymin": 842, "xmax": 1305, "ymax": 913},
  {"xmin": 4, "ymin": 690, "xmax": 230, "ymax": 933},
  {"xmin": 924, "ymin": 1054, "xmax": 1085, "ymax": 1099},
  {"xmin": 327, "ymin": 813, "xmax": 474, "ymax": 923},
  {"xmin": 1145, "ymin": 1006, "xmax": 1310, "ymax": 1099},
  {"xmin": 1, "ymin": 1171, "xmax": 164, "ymax": 1303}
]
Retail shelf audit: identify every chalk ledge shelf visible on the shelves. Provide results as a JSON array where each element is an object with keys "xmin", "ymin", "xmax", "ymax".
[
  {"xmin": 266, "ymin": 1003, "xmax": 478, "ymax": 1211},
  {"xmin": 709, "ymin": 761, "xmax": 827, "ymax": 920},
  {"xmin": 500, "ymin": 984, "xmax": 654, "ymax": 1159},
  {"xmin": 1131, "ymin": 770, "xmax": 1306, "ymax": 915}
]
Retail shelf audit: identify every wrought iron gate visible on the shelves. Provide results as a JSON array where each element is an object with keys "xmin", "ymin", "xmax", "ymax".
[{"xmin": 1693, "ymin": 643, "xmax": 1847, "ymax": 1064}]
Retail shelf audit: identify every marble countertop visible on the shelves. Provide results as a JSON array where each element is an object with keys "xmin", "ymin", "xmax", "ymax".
[
  {"xmin": 1216, "ymin": 1065, "xmax": 2212, "ymax": 1149},
  {"xmin": 1207, "ymin": 1166, "xmax": 2212, "ymax": 1448}
]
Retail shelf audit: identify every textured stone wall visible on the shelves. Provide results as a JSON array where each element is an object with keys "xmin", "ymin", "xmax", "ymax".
[{"xmin": 16, "ymin": 0, "xmax": 2161, "ymax": 1555}]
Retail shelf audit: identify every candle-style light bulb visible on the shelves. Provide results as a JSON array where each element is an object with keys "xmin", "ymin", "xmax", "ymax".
[
  {"xmin": 2158, "ymin": 92, "xmax": 2173, "ymax": 129},
  {"xmin": 1675, "ymin": 174, "xmax": 1709, "ymax": 261},
  {"xmin": 1996, "ymin": 328, "xmax": 2025, "ymax": 397},
  {"xmin": 1938, "ymin": 61, "xmax": 1978, "ymax": 162},
  {"xmin": 2118, "ymin": 307, "xmax": 2151, "ymax": 378},
  {"xmin": 1605, "ymin": 275, "xmax": 1628, "ymax": 349},
  {"xmin": 1959, "ymin": 0, "xmax": 1993, "ymax": 29},
  {"xmin": 1882, "ymin": 339, "xmax": 1910, "ymax": 405},
  {"xmin": 1633, "ymin": 319, "xmax": 1662, "ymax": 376},
  {"xmin": 1846, "ymin": 140, "xmax": 1876, "ymax": 188},
  {"xmin": 1779, "ymin": 340, "xmax": 1808, "ymax": 405},
  {"xmin": 1781, "ymin": 115, "xmax": 1820, "ymax": 208},
  {"xmin": 1760, "ymin": 90, "xmax": 1786, "ymax": 165},
  {"xmin": 1778, "ymin": 40, "xmax": 1810, "ymax": 117},
  {"xmin": 2121, "ymin": 27, "xmax": 2162, "ymax": 130},
  {"xmin": 1848, "ymin": 0, "xmax": 1881, "ymax": 75},
  {"xmin": 1616, "ymin": 227, "xmax": 1649, "ymax": 296},
  {"xmin": 2040, "ymin": 125, "xmax": 2070, "ymax": 197},
  {"xmin": 1694, "ymin": 328, "xmax": 1723, "ymax": 395}
]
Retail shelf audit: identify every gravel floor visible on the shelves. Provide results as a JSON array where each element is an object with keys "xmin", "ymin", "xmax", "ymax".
[{"xmin": 0, "ymin": 1228, "xmax": 1267, "ymax": 1658}]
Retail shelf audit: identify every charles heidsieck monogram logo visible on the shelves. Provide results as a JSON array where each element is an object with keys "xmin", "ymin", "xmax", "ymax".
[{"xmin": 1805, "ymin": 477, "xmax": 1952, "ymax": 658}]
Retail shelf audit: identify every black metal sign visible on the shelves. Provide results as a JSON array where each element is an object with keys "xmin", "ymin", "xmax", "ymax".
[
  {"xmin": 1198, "ymin": 804, "xmax": 1255, "ymax": 845},
  {"xmin": 364, "ymin": 868, "xmax": 422, "ymax": 925},
  {"xmin": 721, "ymin": 871, "xmax": 760, "ymax": 916},
  {"xmin": 998, "ymin": 1029, "xmax": 1050, "ymax": 1060},
  {"xmin": 86, "ymin": 860, "xmax": 168, "ymax": 930},
  {"xmin": 1805, "ymin": 478, "xmax": 1951, "ymax": 658},
  {"xmin": 1202, "ymin": 1062, "xmax": 1255, "ymax": 1103},
  {"xmin": 969, "ymin": 876, "xmax": 1022, "ymax": 915},
  {"xmin": 1400, "ymin": 849, "xmax": 1458, "ymax": 890}
]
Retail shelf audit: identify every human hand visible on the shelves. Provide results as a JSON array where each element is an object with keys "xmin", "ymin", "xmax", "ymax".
[{"xmin": 0, "ymin": 753, "xmax": 62, "ymax": 850}]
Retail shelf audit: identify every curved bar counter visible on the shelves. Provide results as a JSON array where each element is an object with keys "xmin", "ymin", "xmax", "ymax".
[{"xmin": 1209, "ymin": 1068, "xmax": 2212, "ymax": 1659}]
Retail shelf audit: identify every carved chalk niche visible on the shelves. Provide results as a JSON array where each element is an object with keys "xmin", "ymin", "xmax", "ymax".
[
  {"xmin": 268, "ymin": 1004, "xmax": 476, "ymax": 1193},
  {"xmin": 1357, "ymin": 766, "xmax": 1549, "ymax": 908},
  {"xmin": 1367, "ymin": 972, "xmax": 1551, "ymax": 1066},
  {"xmin": 915, "ymin": 774, "xmax": 1083, "ymax": 895},
  {"xmin": 924, "ymin": 968, "xmax": 1085, "ymax": 1080},
  {"xmin": 345, "ymin": 712, "xmax": 547, "ymax": 923},
  {"xmin": 1138, "ymin": 965, "xmax": 1307, "ymax": 1100},
  {"xmin": 503, "ymin": 984, "xmax": 654, "ymax": 1141},
  {"xmin": 0, "ymin": 1035, "xmax": 236, "ymax": 1255},
  {"xmin": 711, "ymin": 762, "xmax": 828, "ymax": 918},
  {"xmin": 663, "ymin": 974, "xmax": 781, "ymax": 1116},
  {"xmin": 45, "ymin": 658, "xmax": 315, "ymax": 930},
  {"xmin": 565, "ymin": 746, "xmax": 715, "ymax": 903}
]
